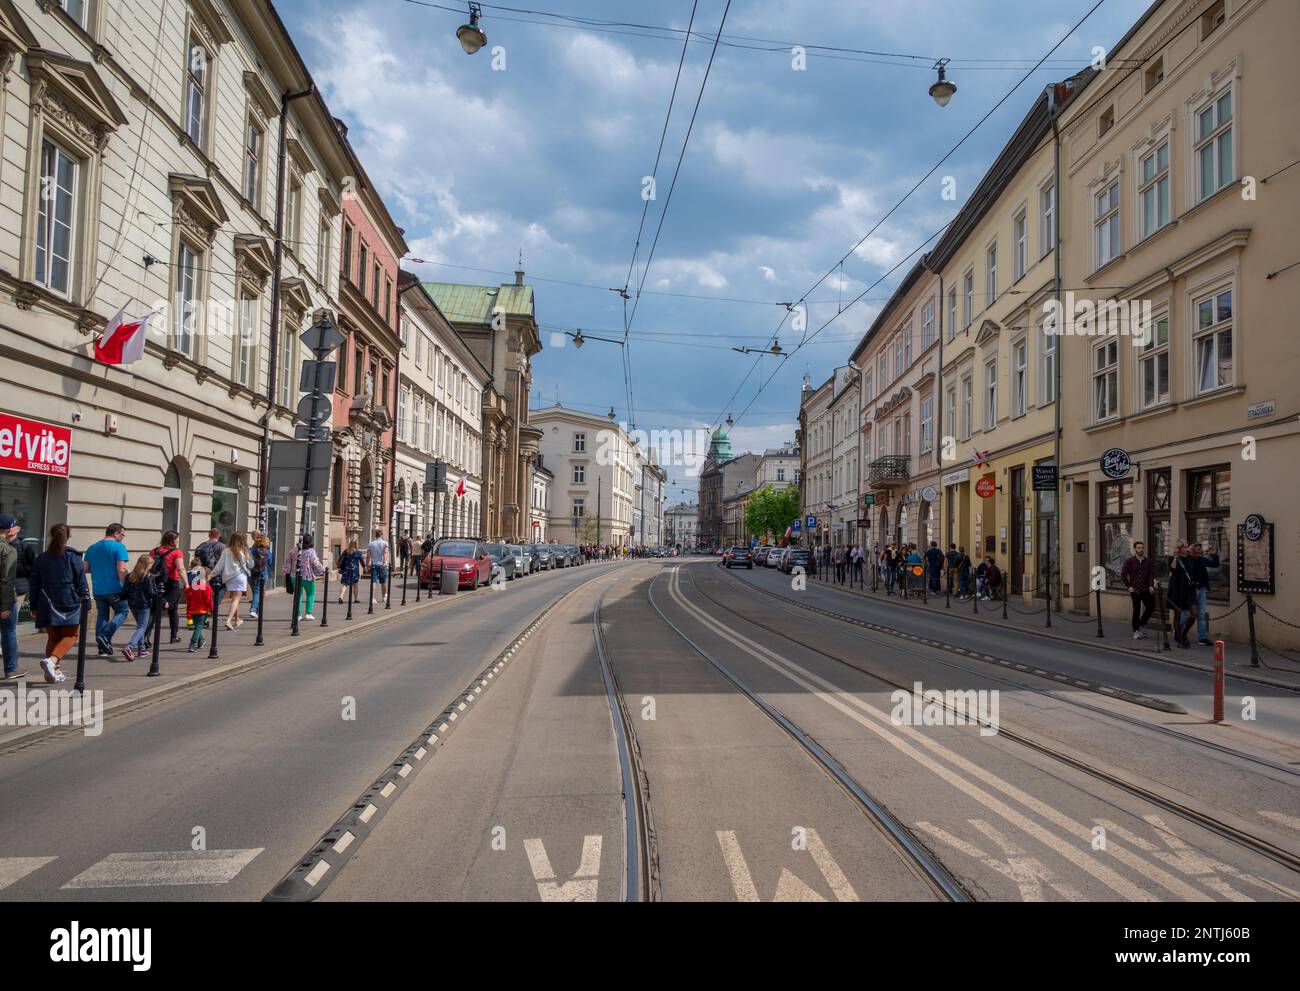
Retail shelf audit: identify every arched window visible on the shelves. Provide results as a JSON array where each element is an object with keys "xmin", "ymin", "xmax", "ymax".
[{"xmin": 162, "ymin": 458, "xmax": 192, "ymax": 542}]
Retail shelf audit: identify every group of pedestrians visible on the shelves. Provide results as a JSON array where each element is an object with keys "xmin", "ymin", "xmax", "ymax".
[
  {"xmin": 814, "ymin": 539, "xmax": 1002, "ymax": 602},
  {"xmin": 1122, "ymin": 540, "xmax": 1220, "ymax": 648}
]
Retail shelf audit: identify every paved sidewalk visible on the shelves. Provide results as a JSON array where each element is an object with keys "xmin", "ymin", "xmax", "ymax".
[
  {"xmin": 797, "ymin": 566, "xmax": 1300, "ymax": 690},
  {"xmin": 0, "ymin": 570, "xmax": 470, "ymax": 747}
]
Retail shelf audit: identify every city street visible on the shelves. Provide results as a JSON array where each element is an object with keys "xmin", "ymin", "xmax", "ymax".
[{"xmin": 3, "ymin": 558, "xmax": 1296, "ymax": 903}]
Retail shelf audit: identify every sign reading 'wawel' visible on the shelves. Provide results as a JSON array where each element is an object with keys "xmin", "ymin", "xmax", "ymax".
[{"xmin": 0, "ymin": 412, "xmax": 72, "ymax": 478}]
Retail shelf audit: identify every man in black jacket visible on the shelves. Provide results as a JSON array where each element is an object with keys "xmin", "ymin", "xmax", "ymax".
[
  {"xmin": 1120, "ymin": 541, "xmax": 1156, "ymax": 639},
  {"xmin": 1189, "ymin": 542, "xmax": 1220, "ymax": 646}
]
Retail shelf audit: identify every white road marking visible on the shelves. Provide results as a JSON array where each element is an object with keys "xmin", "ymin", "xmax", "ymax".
[
  {"xmin": 523, "ymin": 836, "xmax": 602, "ymax": 902},
  {"xmin": 304, "ymin": 860, "xmax": 331, "ymax": 887},
  {"xmin": 358, "ymin": 804, "xmax": 379, "ymax": 824},
  {"xmin": 380, "ymin": 782, "xmax": 396, "ymax": 798},
  {"xmin": 715, "ymin": 829, "xmax": 857, "ymax": 902},
  {"xmin": 333, "ymin": 831, "xmax": 355, "ymax": 855},
  {"xmin": 0, "ymin": 857, "xmax": 56, "ymax": 891},
  {"xmin": 62, "ymin": 849, "xmax": 263, "ymax": 889},
  {"xmin": 1260, "ymin": 811, "xmax": 1300, "ymax": 833},
  {"xmin": 415, "ymin": 747, "xmax": 427, "ymax": 760},
  {"xmin": 670, "ymin": 571, "xmax": 1198, "ymax": 902},
  {"xmin": 916, "ymin": 819, "xmax": 1083, "ymax": 901},
  {"xmin": 398, "ymin": 764, "xmax": 412, "ymax": 778},
  {"xmin": 716, "ymin": 830, "xmax": 759, "ymax": 902}
]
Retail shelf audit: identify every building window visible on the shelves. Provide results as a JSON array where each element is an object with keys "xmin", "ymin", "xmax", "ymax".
[
  {"xmin": 1098, "ymin": 480, "xmax": 1133, "ymax": 590},
  {"xmin": 922, "ymin": 301, "xmax": 935, "ymax": 349},
  {"xmin": 278, "ymin": 320, "xmax": 296, "ymax": 408},
  {"xmin": 211, "ymin": 467, "xmax": 243, "ymax": 541},
  {"xmin": 986, "ymin": 242, "xmax": 998, "ymax": 304},
  {"xmin": 1145, "ymin": 56, "xmax": 1164, "ymax": 94},
  {"xmin": 960, "ymin": 375, "xmax": 972, "ymax": 441},
  {"xmin": 384, "ymin": 277, "xmax": 393, "ymax": 324},
  {"xmin": 1202, "ymin": 0, "xmax": 1225, "ymax": 39},
  {"xmin": 947, "ymin": 288, "xmax": 956, "ymax": 342},
  {"xmin": 1093, "ymin": 339, "xmax": 1119, "ymax": 421},
  {"xmin": 1147, "ymin": 467, "xmax": 1172, "ymax": 583},
  {"xmin": 962, "ymin": 269, "xmax": 974, "ymax": 327},
  {"xmin": 572, "ymin": 499, "xmax": 585, "ymax": 518},
  {"xmin": 1040, "ymin": 179, "xmax": 1056, "ymax": 258},
  {"xmin": 317, "ymin": 219, "xmax": 331, "ymax": 285},
  {"xmin": 175, "ymin": 241, "xmax": 200, "ymax": 358},
  {"xmin": 920, "ymin": 395, "xmax": 933, "ymax": 453},
  {"xmin": 945, "ymin": 385, "xmax": 956, "ymax": 443},
  {"xmin": 184, "ymin": 41, "xmax": 207, "ymax": 148},
  {"xmin": 877, "ymin": 352, "xmax": 888, "ymax": 388},
  {"xmin": 398, "ymin": 387, "xmax": 409, "ymax": 443},
  {"xmin": 337, "ymin": 335, "xmax": 349, "ymax": 390},
  {"xmin": 1186, "ymin": 467, "xmax": 1230, "ymax": 601},
  {"xmin": 285, "ymin": 178, "xmax": 302, "ymax": 251},
  {"xmin": 372, "ymin": 262, "xmax": 381, "ymax": 308},
  {"xmin": 1013, "ymin": 208, "xmax": 1028, "ymax": 281},
  {"xmin": 1139, "ymin": 314, "xmax": 1170, "ymax": 408},
  {"xmin": 983, "ymin": 358, "xmax": 997, "ymax": 431},
  {"xmin": 413, "ymin": 396, "xmax": 423, "ymax": 450},
  {"xmin": 1094, "ymin": 180, "xmax": 1120, "ymax": 269},
  {"xmin": 244, "ymin": 120, "xmax": 262, "ymax": 205},
  {"xmin": 35, "ymin": 140, "xmax": 78, "ymax": 297},
  {"xmin": 331, "ymin": 457, "xmax": 345, "ymax": 516},
  {"xmin": 425, "ymin": 406, "xmax": 433, "ymax": 455},
  {"xmin": 1194, "ymin": 287, "xmax": 1233, "ymax": 394},
  {"xmin": 1139, "ymin": 142, "xmax": 1170, "ymax": 240},
  {"xmin": 1195, "ymin": 87, "xmax": 1234, "ymax": 203},
  {"xmin": 573, "ymin": 464, "xmax": 585, "ymax": 484},
  {"xmin": 342, "ymin": 221, "xmax": 353, "ymax": 279},
  {"xmin": 235, "ymin": 291, "xmax": 256, "ymax": 387},
  {"xmin": 573, "ymin": 432, "xmax": 586, "ymax": 453},
  {"xmin": 863, "ymin": 368, "xmax": 873, "ymax": 403},
  {"xmin": 776, "ymin": 468, "xmax": 785, "ymax": 482},
  {"xmin": 1012, "ymin": 339, "xmax": 1027, "ymax": 417},
  {"xmin": 1040, "ymin": 324, "xmax": 1057, "ymax": 405},
  {"xmin": 1098, "ymin": 105, "xmax": 1115, "ymax": 137},
  {"xmin": 893, "ymin": 333, "xmax": 904, "ymax": 378},
  {"xmin": 58, "ymin": 0, "xmax": 87, "ymax": 25},
  {"xmin": 358, "ymin": 243, "xmax": 368, "ymax": 295}
]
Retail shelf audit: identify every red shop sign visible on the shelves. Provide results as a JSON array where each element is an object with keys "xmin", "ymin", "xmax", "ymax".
[
  {"xmin": 975, "ymin": 477, "xmax": 996, "ymax": 499},
  {"xmin": 0, "ymin": 412, "xmax": 72, "ymax": 478}
]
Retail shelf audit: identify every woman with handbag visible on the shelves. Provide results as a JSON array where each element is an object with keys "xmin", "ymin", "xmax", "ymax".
[
  {"xmin": 28, "ymin": 523, "xmax": 88, "ymax": 683},
  {"xmin": 283, "ymin": 533, "xmax": 325, "ymax": 622},
  {"xmin": 212, "ymin": 532, "xmax": 251, "ymax": 631}
]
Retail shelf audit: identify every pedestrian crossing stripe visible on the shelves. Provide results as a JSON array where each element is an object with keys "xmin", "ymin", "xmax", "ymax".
[{"xmin": 61, "ymin": 849, "xmax": 263, "ymax": 889}]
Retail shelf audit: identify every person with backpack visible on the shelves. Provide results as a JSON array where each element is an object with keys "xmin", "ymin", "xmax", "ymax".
[
  {"xmin": 283, "ymin": 534, "xmax": 325, "ymax": 622},
  {"xmin": 211, "ymin": 532, "xmax": 251, "ymax": 631},
  {"xmin": 28, "ymin": 523, "xmax": 88, "ymax": 683},
  {"xmin": 184, "ymin": 566, "xmax": 214, "ymax": 653},
  {"xmin": 925, "ymin": 541, "xmax": 945, "ymax": 594},
  {"xmin": 248, "ymin": 532, "xmax": 271, "ymax": 620},
  {"xmin": 120, "ymin": 554, "xmax": 159, "ymax": 662},
  {"xmin": 337, "ymin": 539, "xmax": 363, "ymax": 605},
  {"xmin": 151, "ymin": 531, "xmax": 189, "ymax": 643},
  {"xmin": 194, "ymin": 529, "xmax": 225, "ymax": 575},
  {"xmin": 0, "ymin": 513, "xmax": 23, "ymax": 680},
  {"xmin": 956, "ymin": 546, "xmax": 973, "ymax": 600}
]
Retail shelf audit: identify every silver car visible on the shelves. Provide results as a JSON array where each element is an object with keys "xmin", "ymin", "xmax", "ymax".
[{"xmin": 508, "ymin": 544, "xmax": 531, "ymax": 577}]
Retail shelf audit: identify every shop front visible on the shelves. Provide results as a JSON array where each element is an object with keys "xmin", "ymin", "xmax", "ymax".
[{"xmin": 0, "ymin": 411, "xmax": 72, "ymax": 626}]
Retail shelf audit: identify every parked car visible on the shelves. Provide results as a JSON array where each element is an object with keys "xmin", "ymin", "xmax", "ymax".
[
  {"xmin": 723, "ymin": 546, "xmax": 753, "ymax": 569},
  {"xmin": 779, "ymin": 548, "xmax": 813, "ymax": 574},
  {"xmin": 522, "ymin": 544, "xmax": 545, "ymax": 571},
  {"xmin": 508, "ymin": 544, "xmax": 532, "ymax": 577},
  {"xmin": 531, "ymin": 544, "xmax": 555, "ymax": 570},
  {"xmin": 420, "ymin": 539, "xmax": 492, "ymax": 590},
  {"xmin": 765, "ymin": 547, "xmax": 783, "ymax": 568},
  {"xmin": 484, "ymin": 543, "xmax": 518, "ymax": 582}
]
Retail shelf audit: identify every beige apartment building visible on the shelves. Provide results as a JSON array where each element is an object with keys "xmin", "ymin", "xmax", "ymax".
[
  {"xmin": 531, "ymin": 404, "xmax": 638, "ymax": 547},
  {"xmin": 797, "ymin": 373, "xmax": 833, "ymax": 545},
  {"xmin": 1056, "ymin": 0, "xmax": 1299, "ymax": 646},
  {"xmin": 851, "ymin": 260, "xmax": 944, "ymax": 554}
]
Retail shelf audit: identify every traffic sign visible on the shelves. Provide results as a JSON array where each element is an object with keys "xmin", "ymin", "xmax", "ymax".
[
  {"xmin": 299, "ymin": 360, "xmax": 337, "ymax": 394},
  {"xmin": 805, "ymin": 515, "xmax": 817, "ymax": 528},
  {"xmin": 424, "ymin": 461, "xmax": 447, "ymax": 493},
  {"xmin": 975, "ymin": 477, "xmax": 996, "ymax": 499},
  {"xmin": 862, "ymin": 492, "xmax": 877, "ymax": 506},
  {"xmin": 299, "ymin": 311, "xmax": 345, "ymax": 355},
  {"xmin": 296, "ymin": 394, "xmax": 331, "ymax": 426},
  {"xmin": 791, "ymin": 520, "xmax": 802, "ymax": 532}
]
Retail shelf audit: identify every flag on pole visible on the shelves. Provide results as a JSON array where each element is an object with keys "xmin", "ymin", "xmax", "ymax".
[
  {"xmin": 455, "ymin": 477, "xmax": 466, "ymax": 497},
  {"xmin": 93, "ymin": 308, "xmax": 152, "ymax": 366}
]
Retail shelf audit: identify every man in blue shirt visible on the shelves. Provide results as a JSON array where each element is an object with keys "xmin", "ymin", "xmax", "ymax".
[{"xmin": 84, "ymin": 523, "xmax": 129, "ymax": 655}]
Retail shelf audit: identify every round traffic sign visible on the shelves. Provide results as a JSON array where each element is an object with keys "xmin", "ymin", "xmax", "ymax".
[{"xmin": 975, "ymin": 477, "xmax": 996, "ymax": 499}]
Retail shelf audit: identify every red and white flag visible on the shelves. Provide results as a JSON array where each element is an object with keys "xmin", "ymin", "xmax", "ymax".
[
  {"xmin": 93, "ymin": 308, "xmax": 152, "ymax": 366},
  {"xmin": 455, "ymin": 477, "xmax": 466, "ymax": 497}
]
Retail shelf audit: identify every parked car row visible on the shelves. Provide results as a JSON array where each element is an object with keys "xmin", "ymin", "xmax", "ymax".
[
  {"xmin": 418, "ymin": 540, "xmax": 589, "ymax": 590},
  {"xmin": 716, "ymin": 545, "xmax": 812, "ymax": 574}
]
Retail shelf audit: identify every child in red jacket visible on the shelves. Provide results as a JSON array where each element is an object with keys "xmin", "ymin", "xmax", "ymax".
[{"xmin": 185, "ymin": 560, "xmax": 213, "ymax": 653}]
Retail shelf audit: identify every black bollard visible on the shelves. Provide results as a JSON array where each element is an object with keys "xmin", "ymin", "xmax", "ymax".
[
  {"xmin": 1002, "ymin": 579, "xmax": 1007, "ymax": 619},
  {"xmin": 923, "ymin": 563, "xmax": 929, "ymax": 605},
  {"xmin": 401, "ymin": 561, "xmax": 408, "ymax": 606},
  {"xmin": 972, "ymin": 580, "xmax": 978, "ymax": 614},
  {"xmin": 1156, "ymin": 583, "xmax": 1169, "ymax": 651},
  {"xmin": 1095, "ymin": 587, "xmax": 1104, "ymax": 638},
  {"xmin": 1246, "ymin": 592, "xmax": 1262, "ymax": 667},
  {"xmin": 1045, "ymin": 573, "xmax": 1053, "ymax": 628},
  {"xmin": 386, "ymin": 562, "xmax": 393, "ymax": 610},
  {"xmin": 290, "ymin": 572, "xmax": 303, "ymax": 637},
  {"xmin": 415, "ymin": 557, "xmax": 422, "ymax": 602},
  {"xmin": 367, "ymin": 571, "xmax": 375, "ymax": 615},
  {"xmin": 254, "ymin": 573, "xmax": 265, "ymax": 646},
  {"xmin": 73, "ymin": 590, "xmax": 90, "ymax": 693},
  {"xmin": 346, "ymin": 578, "xmax": 355, "ymax": 621},
  {"xmin": 320, "ymin": 570, "xmax": 330, "ymax": 629},
  {"xmin": 147, "ymin": 592, "xmax": 164, "ymax": 676},
  {"xmin": 207, "ymin": 581, "xmax": 223, "ymax": 659}
]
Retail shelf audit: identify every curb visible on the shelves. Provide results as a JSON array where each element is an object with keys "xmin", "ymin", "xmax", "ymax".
[
  {"xmin": 797, "ymin": 572, "xmax": 1300, "ymax": 694},
  {"xmin": 263, "ymin": 566, "xmax": 625, "ymax": 902},
  {"xmin": 714, "ymin": 565, "xmax": 1186, "ymax": 714}
]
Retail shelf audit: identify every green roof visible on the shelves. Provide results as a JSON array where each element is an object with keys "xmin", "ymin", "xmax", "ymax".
[{"xmin": 423, "ymin": 281, "xmax": 535, "ymax": 326}]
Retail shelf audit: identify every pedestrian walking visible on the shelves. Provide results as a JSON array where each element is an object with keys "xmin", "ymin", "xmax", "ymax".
[
  {"xmin": 925, "ymin": 541, "xmax": 944, "ymax": 594},
  {"xmin": 944, "ymin": 543, "xmax": 960, "ymax": 595},
  {"xmin": 366, "ymin": 529, "xmax": 390, "ymax": 607},
  {"xmin": 337, "ymin": 539, "xmax": 363, "ymax": 603},
  {"xmin": 120, "ymin": 554, "xmax": 157, "ymax": 661},
  {"xmin": 832, "ymin": 544, "xmax": 846, "ymax": 584},
  {"xmin": 84, "ymin": 522, "xmax": 130, "ymax": 656},
  {"xmin": 184, "ymin": 567, "xmax": 213, "ymax": 653},
  {"xmin": 1190, "ymin": 542, "xmax": 1220, "ymax": 646},
  {"xmin": 284, "ymin": 534, "xmax": 325, "ymax": 621},
  {"xmin": 212, "ymin": 533, "xmax": 251, "ymax": 630},
  {"xmin": 194, "ymin": 528, "xmax": 225, "ymax": 576},
  {"xmin": 0, "ymin": 513, "xmax": 24, "ymax": 680},
  {"xmin": 1120, "ymin": 541, "xmax": 1156, "ymax": 640},
  {"xmin": 248, "ymin": 533, "xmax": 271, "ymax": 619},
  {"xmin": 1166, "ymin": 540, "xmax": 1197, "ymax": 649},
  {"xmin": 150, "ymin": 531, "xmax": 188, "ymax": 644},
  {"xmin": 956, "ymin": 546, "xmax": 972, "ymax": 599},
  {"xmin": 28, "ymin": 523, "xmax": 88, "ymax": 683}
]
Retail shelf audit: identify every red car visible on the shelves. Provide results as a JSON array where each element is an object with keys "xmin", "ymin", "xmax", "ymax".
[{"xmin": 420, "ymin": 539, "xmax": 492, "ymax": 590}]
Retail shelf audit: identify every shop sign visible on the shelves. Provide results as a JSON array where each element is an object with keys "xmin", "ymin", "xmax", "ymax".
[
  {"xmin": 1099, "ymin": 448, "xmax": 1132, "ymax": 479},
  {"xmin": 921, "ymin": 485, "xmax": 939, "ymax": 503},
  {"xmin": 942, "ymin": 468, "xmax": 969, "ymax": 487},
  {"xmin": 0, "ymin": 412, "xmax": 71, "ymax": 478},
  {"xmin": 975, "ymin": 477, "xmax": 996, "ymax": 499}
]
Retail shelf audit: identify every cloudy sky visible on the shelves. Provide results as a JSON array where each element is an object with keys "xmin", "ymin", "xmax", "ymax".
[{"xmin": 279, "ymin": 0, "xmax": 1154, "ymax": 505}]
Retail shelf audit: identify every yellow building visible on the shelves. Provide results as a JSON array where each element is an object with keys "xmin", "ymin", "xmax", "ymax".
[{"xmin": 927, "ymin": 78, "xmax": 1089, "ymax": 599}]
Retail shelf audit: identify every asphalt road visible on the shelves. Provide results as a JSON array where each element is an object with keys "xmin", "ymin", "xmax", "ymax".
[{"xmin": 2, "ymin": 555, "xmax": 1297, "ymax": 902}]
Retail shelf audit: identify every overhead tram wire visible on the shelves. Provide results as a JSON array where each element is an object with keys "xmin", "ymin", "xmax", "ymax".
[{"xmin": 708, "ymin": 0, "xmax": 1110, "ymax": 431}]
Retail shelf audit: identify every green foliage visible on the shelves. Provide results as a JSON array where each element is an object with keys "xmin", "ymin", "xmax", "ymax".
[{"xmin": 744, "ymin": 485, "xmax": 801, "ymax": 543}]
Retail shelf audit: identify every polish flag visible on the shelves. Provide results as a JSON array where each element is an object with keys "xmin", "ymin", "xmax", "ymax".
[
  {"xmin": 93, "ymin": 308, "xmax": 152, "ymax": 365},
  {"xmin": 455, "ymin": 477, "xmax": 466, "ymax": 497}
]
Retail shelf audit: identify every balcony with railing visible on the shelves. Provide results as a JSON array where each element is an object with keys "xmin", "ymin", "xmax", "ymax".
[{"xmin": 868, "ymin": 455, "xmax": 911, "ymax": 488}]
